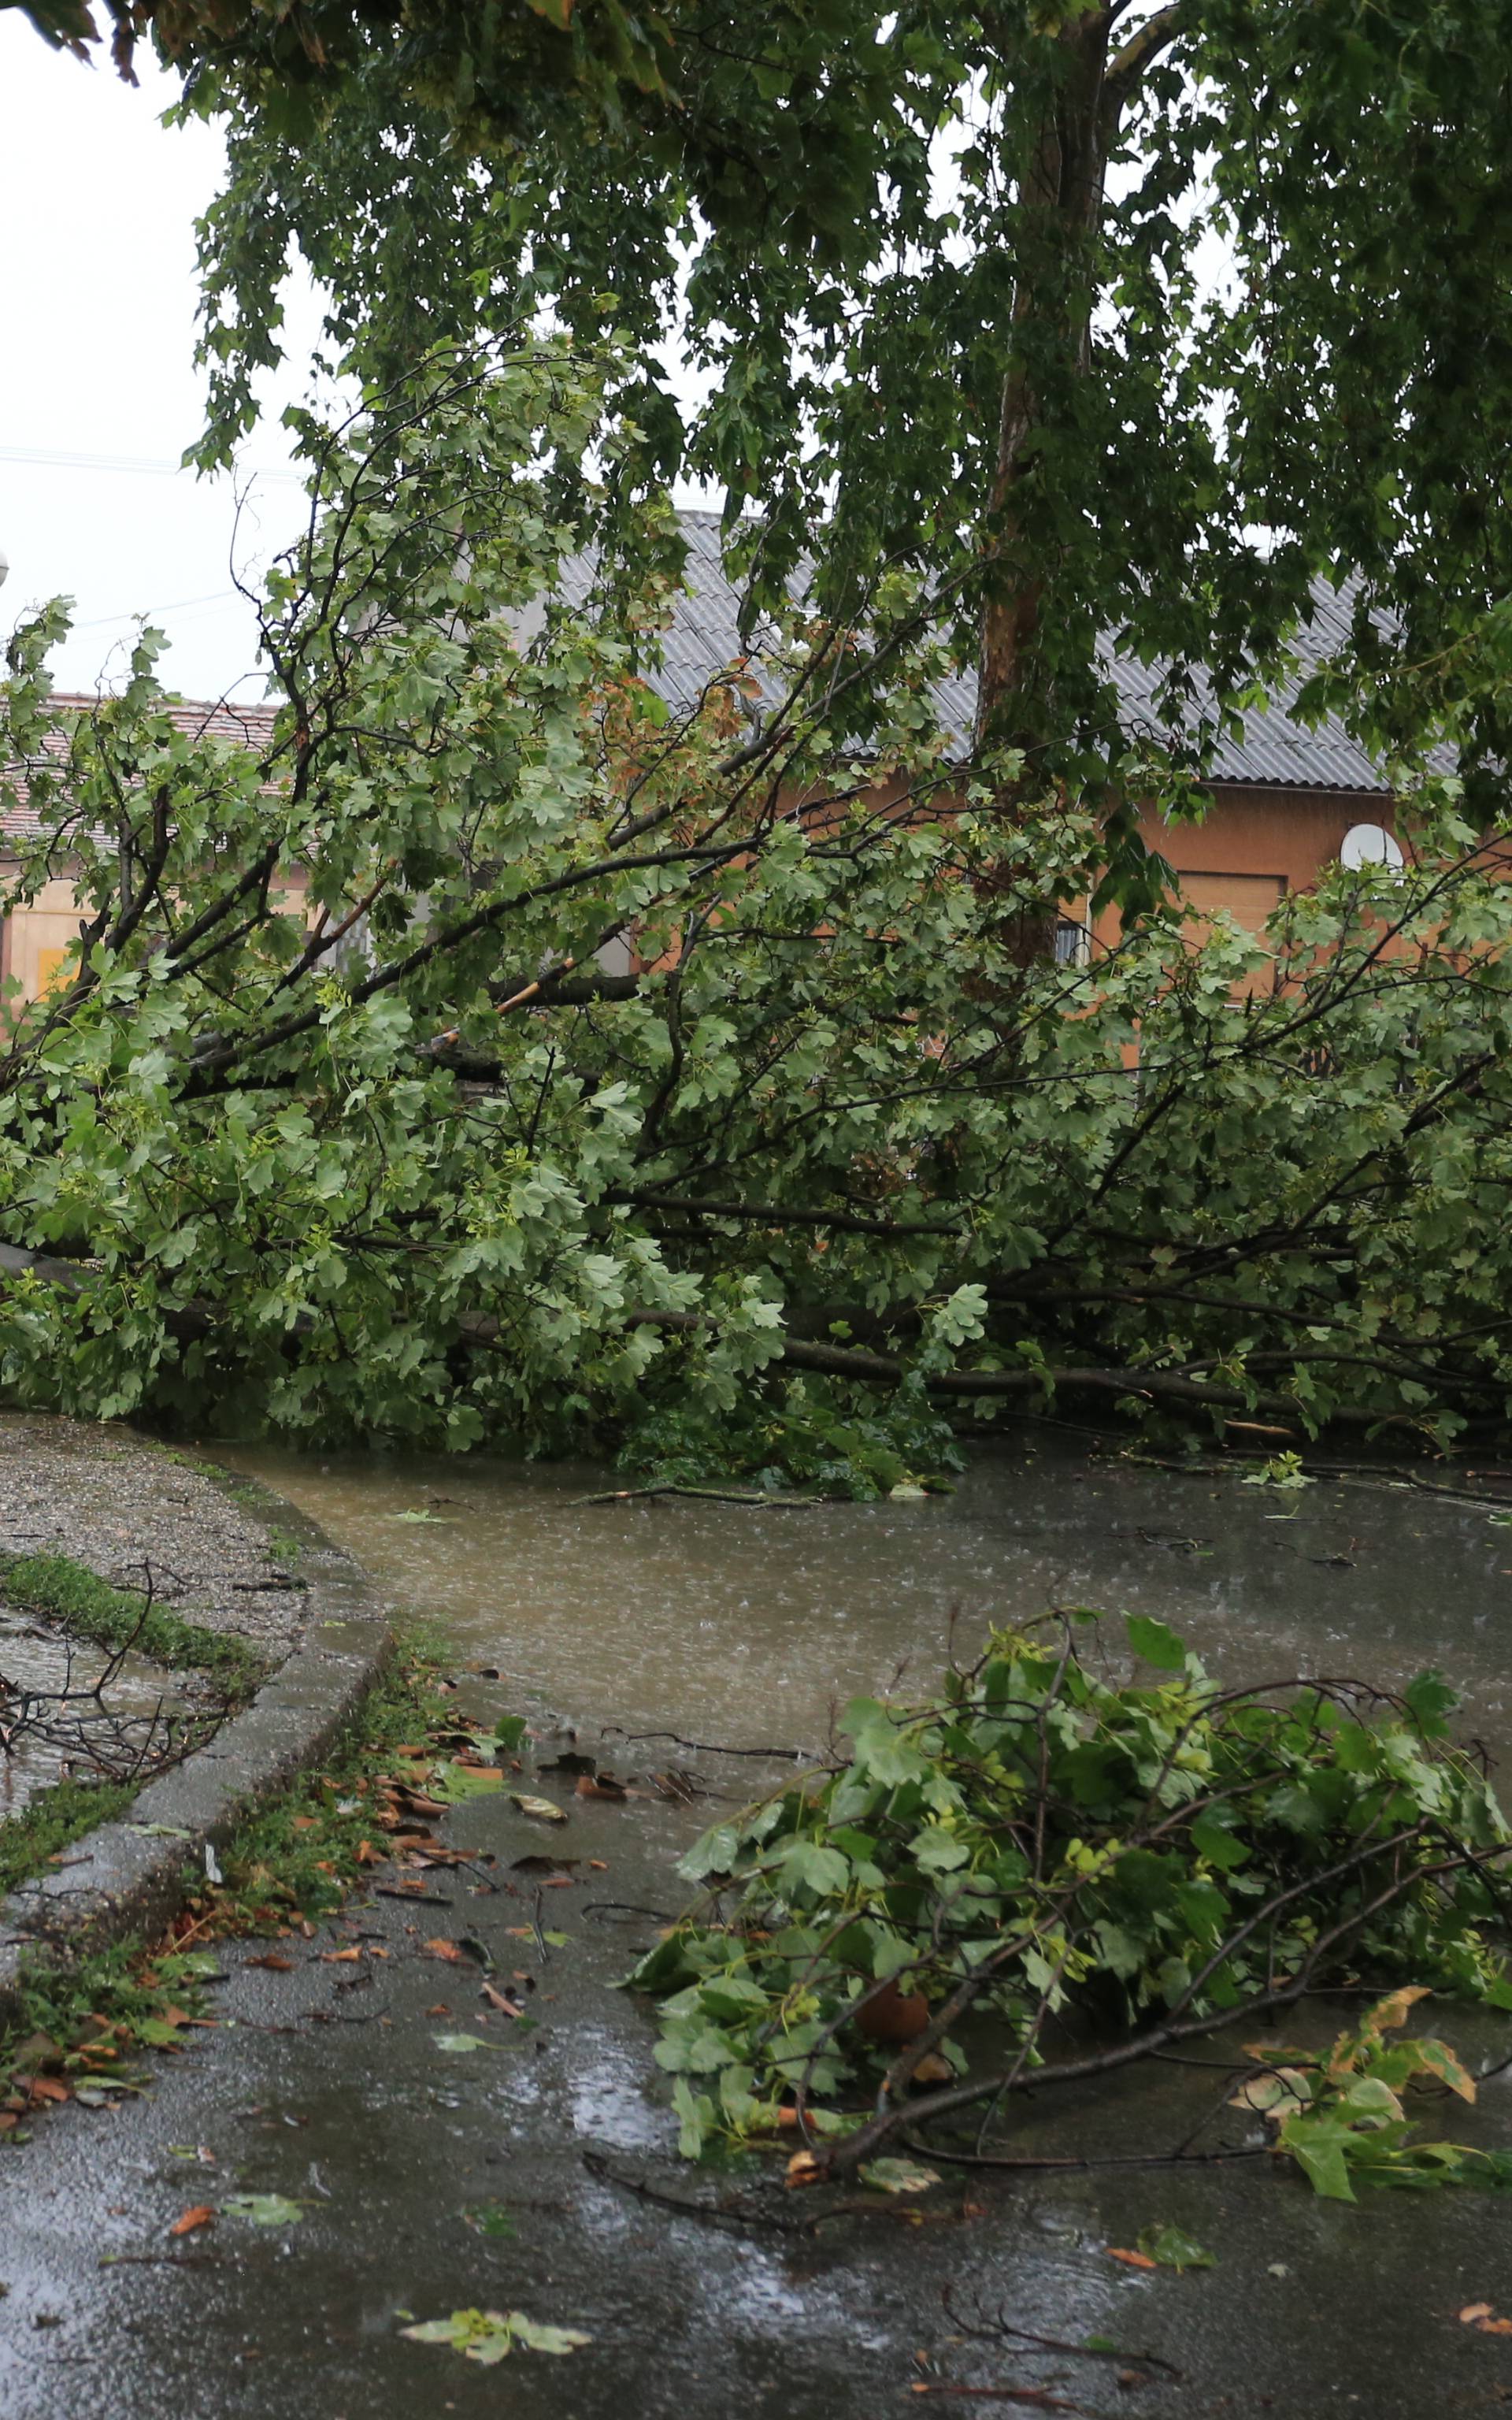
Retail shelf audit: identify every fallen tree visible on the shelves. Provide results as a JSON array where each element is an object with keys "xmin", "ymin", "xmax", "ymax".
[{"xmin": 4, "ymin": 354, "xmax": 1512, "ymax": 1465}]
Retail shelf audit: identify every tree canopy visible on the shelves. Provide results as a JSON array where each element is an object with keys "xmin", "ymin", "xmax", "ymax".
[
  {"xmin": 176, "ymin": 0, "xmax": 1512, "ymax": 807},
  {"xmin": 6, "ymin": 11, "xmax": 1512, "ymax": 1464}
]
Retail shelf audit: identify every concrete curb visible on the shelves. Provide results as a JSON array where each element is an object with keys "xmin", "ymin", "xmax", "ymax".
[{"xmin": 0, "ymin": 1461, "xmax": 393, "ymax": 2026}]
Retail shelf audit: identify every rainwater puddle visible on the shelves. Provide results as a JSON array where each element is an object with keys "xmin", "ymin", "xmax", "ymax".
[
  {"xmin": 2, "ymin": 1431, "xmax": 1509, "ymax": 2420},
  {"xmin": 0, "ymin": 1608, "xmax": 194, "ymax": 1813}
]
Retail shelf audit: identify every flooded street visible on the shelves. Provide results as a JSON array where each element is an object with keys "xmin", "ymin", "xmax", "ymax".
[
  {"xmin": 3, "ymin": 1431, "xmax": 1512, "ymax": 2418},
  {"xmin": 209, "ymin": 1432, "xmax": 1512, "ymax": 1753}
]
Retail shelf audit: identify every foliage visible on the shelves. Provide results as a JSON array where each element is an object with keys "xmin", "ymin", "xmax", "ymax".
[
  {"xmin": 0, "ymin": 1629, "xmax": 454, "ymax": 2134},
  {"xmin": 626, "ymin": 1614, "xmax": 1512, "ymax": 2169},
  {"xmin": 194, "ymin": 1632, "xmax": 450, "ymax": 1929},
  {"xmin": 399, "ymin": 2307, "xmax": 592, "ymax": 2363},
  {"xmin": 0, "ymin": 1551, "xmax": 266, "ymax": 1701},
  {"xmin": 6, "ymin": 361, "xmax": 1512, "ymax": 1455},
  {"xmin": 9, "ymin": 0, "xmax": 673, "ymax": 124},
  {"xmin": 0, "ymin": 1935, "xmax": 222, "ymax": 2125},
  {"xmin": 0, "ymin": 1774, "xmax": 136, "ymax": 1899},
  {"xmin": 1246, "ymin": 1986, "xmax": 1512, "ymax": 2202},
  {"xmin": 620, "ymin": 1379, "xmax": 965, "ymax": 1502},
  {"xmin": 180, "ymin": 0, "xmax": 1512, "ymax": 804}
]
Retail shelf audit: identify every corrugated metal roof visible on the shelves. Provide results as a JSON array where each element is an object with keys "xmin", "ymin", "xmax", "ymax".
[
  {"xmin": 571, "ymin": 511, "xmax": 1394, "ymax": 795},
  {"xmin": 3, "ymin": 528, "xmax": 1396, "ymax": 859}
]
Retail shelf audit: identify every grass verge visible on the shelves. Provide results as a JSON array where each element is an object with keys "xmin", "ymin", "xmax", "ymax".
[
  {"xmin": 0, "ymin": 1550, "xmax": 268, "ymax": 1702},
  {"xmin": 0, "ymin": 1776, "xmax": 139, "ymax": 1899},
  {"xmin": 0, "ymin": 1631, "xmax": 452, "ymax": 2128},
  {"xmin": 189, "ymin": 1629, "xmax": 449, "ymax": 1930}
]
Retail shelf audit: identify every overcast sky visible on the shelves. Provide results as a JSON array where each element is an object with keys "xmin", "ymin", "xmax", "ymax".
[{"xmin": 0, "ymin": 18, "xmax": 322, "ymax": 702}]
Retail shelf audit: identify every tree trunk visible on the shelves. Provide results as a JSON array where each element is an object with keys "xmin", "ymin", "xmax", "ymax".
[{"xmin": 975, "ymin": 6, "xmax": 1117, "ymax": 763}]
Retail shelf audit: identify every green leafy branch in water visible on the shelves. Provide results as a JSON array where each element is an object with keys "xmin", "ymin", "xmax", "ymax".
[
  {"xmin": 627, "ymin": 1614, "xmax": 1512, "ymax": 2180},
  {"xmin": 618, "ymin": 1379, "xmax": 964, "ymax": 1503},
  {"xmin": 1240, "ymin": 1985, "xmax": 1512, "ymax": 2199}
]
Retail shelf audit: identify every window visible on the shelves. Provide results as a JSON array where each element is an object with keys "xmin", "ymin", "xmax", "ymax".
[{"xmin": 1176, "ymin": 871, "xmax": 1286, "ymax": 999}]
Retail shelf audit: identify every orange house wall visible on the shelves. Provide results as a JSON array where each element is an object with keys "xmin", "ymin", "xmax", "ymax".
[{"xmin": 1089, "ymin": 781, "xmax": 1396, "ymax": 952}]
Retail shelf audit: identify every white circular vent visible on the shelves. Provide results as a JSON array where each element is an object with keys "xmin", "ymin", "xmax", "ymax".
[{"xmin": 1340, "ymin": 822, "xmax": 1404, "ymax": 872}]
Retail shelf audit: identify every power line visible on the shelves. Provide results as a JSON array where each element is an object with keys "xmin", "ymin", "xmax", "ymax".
[
  {"xmin": 73, "ymin": 588, "xmax": 242, "ymax": 629},
  {"xmin": 0, "ymin": 443, "xmax": 304, "ymax": 484}
]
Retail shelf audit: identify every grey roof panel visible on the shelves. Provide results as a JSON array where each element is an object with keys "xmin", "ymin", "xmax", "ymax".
[{"xmin": 575, "ymin": 510, "xmax": 1392, "ymax": 794}]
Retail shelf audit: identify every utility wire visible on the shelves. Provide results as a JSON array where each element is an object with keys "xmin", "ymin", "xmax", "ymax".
[{"xmin": 0, "ymin": 443, "xmax": 303, "ymax": 484}]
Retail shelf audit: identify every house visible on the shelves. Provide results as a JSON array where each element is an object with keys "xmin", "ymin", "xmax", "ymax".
[
  {"xmin": 1, "ymin": 525, "xmax": 1405, "ymax": 1003},
  {"xmin": 605, "ymin": 516, "xmax": 1408, "ymax": 963},
  {"xmin": 0, "ymin": 694, "xmax": 277, "ymax": 1004}
]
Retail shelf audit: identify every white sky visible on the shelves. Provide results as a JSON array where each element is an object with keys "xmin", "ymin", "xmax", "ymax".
[{"xmin": 0, "ymin": 17, "xmax": 321, "ymax": 703}]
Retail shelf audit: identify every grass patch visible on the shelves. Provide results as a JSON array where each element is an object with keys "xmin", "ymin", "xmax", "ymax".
[
  {"xmin": 0, "ymin": 1551, "xmax": 268, "ymax": 1703},
  {"xmin": 0, "ymin": 1776, "xmax": 139, "ymax": 1900},
  {"xmin": 195, "ymin": 1630, "xmax": 449, "ymax": 1929},
  {"xmin": 0, "ymin": 1936, "xmax": 224, "ymax": 2133}
]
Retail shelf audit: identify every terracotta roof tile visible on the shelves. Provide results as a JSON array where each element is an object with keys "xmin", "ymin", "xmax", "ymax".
[{"xmin": 2, "ymin": 696, "xmax": 278, "ymax": 849}]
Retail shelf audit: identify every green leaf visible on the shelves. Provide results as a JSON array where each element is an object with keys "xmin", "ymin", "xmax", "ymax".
[
  {"xmin": 1403, "ymin": 1671, "xmax": 1458, "ymax": 1739},
  {"xmin": 840, "ymin": 1697, "xmax": 928, "ymax": 1784},
  {"xmin": 221, "ymin": 2194, "xmax": 304, "ymax": 2227},
  {"xmin": 777, "ymin": 1839, "xmax": 851, "ymax": 1898},
  {"xmin": 430, "ymin": 1760, "xmax": 504, "ymax": 1804},
  {"xmin": 506, "ymin": 2314, "xmax": 594, "ymax": 2355},
  {"xmin": 1125, "ymin": 1616, "xmax": 1188, "ymax": 1672},
  {"xmin": 1136, "ymin": 2223, "xmax": 1215, "ymax": 2271},
  {"xmin": 860, "ymin": 2157, "xmax": 942, "ymax": 2195}
]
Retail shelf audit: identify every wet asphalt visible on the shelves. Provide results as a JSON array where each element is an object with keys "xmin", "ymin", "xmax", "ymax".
[{"xmin": 3, "ymin": 1436, "xmax": 1512, "ymax": 2419}]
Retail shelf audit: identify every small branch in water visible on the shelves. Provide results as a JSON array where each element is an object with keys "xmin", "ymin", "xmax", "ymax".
[
  {"xmin": 905, "ymin": 2136, "xmax": 1266, "ymax": 2175},
  {"xmin": 581, "ymin": 2149, "xmax": 810, "ymax": 2233},
  {"xmin": 602, "ymin": 1725, "xmax": 809, "ymax": 1762},
  {"xmin": 907, "ymin": 2389, "xmax": 1087, "ymax": 2411},
  {"xmin": 940, "ymin": 2289, "xmax": 1183, "ymax": 2381},
  {"xmin": 567, "ymin": 1484, "xmax": 818, "ymax": 1509}
]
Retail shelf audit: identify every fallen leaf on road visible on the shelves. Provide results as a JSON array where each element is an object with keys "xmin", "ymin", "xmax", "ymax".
[
  {"xmin": 246, "ymin": 1954, "xmax": 295, "ymax": 1973},
  {"xmin": 400, "ymin": 2307, "xmax": 590, "ymax": 2363},
  {"xmin": 321, "ymin": 1949, "xmax": 362, "ymax": 1965},
  {"xmin": 859, "ymin": 2158, "xmax": 942, "ymax": 2196},
  {"xmin": 169, "ymin": 2206, "xmax": 215, "ymax": 2238},
  {"xmin": 1462, "ymin": 2304, "xmax": 1512, "ymax": 2336},
  {"xmin": 423, "ymin": 1939, "xmax": 464, "ymax": 1964},
  {"xmin": 433, "ymin": 2032, "xmax": 506, "ymax": 2055},
  {"xmin": 785, "ymin": 2151, "xmax": 822, "ymax": 2188},
  {"xmin": 431, "ymin": 1761, "xmax": 505, "ymax": 1806},
  {"xmin": 510, "ymin": 1794, "xmax": 568, "ymax": 1824},
  {"xmin": 1136, "ymin": 2224, "xmax": 1214, "ymax": 2272},
  {"xmin": 1106, "ymin": 2248, "xmax": 1157, "ymax": 2271},
  {"xmin": 221, "ymin": 2194, "xmax": 303, "ymax": 2228}
]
